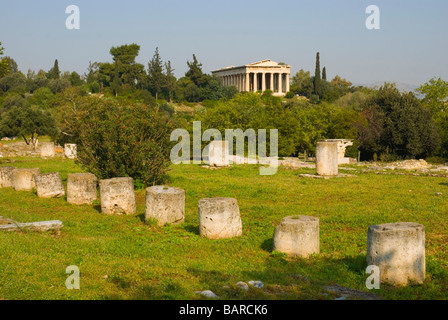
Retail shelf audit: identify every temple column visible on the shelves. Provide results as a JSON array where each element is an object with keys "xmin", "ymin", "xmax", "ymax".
[
  {"xmin": 285, "ymin": 73, "xmax": 290, "ymax": 93},
  {"xmin": 278, "ymin": 73, "xmax": 283, "ymax": 94},
  {"xmin": 253, "ymin": 73, "xmax": 257, "ymax": 92},
  {"xmin": 245, "ymin": 73, "xmax": 249, "ymax": 92},
  {"xmin": 270, "ymin": 73, "xmax": 274, "ymax": 92},
  {"xmin": 261, "ymin": 72, "xmax": 266, "ymax": 92}
]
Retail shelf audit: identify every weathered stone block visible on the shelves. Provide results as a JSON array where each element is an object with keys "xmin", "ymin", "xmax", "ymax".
[
  {"xmin": 198, "ymin": 197, "xmax": 242, "ymax": 239},
  {"xmin": 64, "ymin": 144, "xmax": 77, "ymax": 159},
  {"xmin": 67, "ymin": 173, "xmax": 97, "ymax": 205},
  {"xmin": 367, "ymin": 222, "xmax": 425, "ymax": 286},
  {"xmin": 99, "ymin": 177, "xmax": 136, "ymax": 215},
  {"xmin": 34, "ymin": 172, "xmax": 65, "ymax": 198},
  {"xmin": 316, "ymin": 140, "xmax": 338, "ymax": 176},
  {"xmin": 0, "ymin": 219, "xmax": 63, "ymax": 232},
  {"xmin": 273, "ymin": 215, "xmax": 319, "ymax": 257},
  {"xmin": 13, "ymin": 168, "xmax": 40, "ymax": 191},
  {"xmin": 145, "ymin": 186, "xmax": 185, "ymax": 226},
  {"xmin": 208, "ymin": 140, "xmax": 229, "ymax": 167},
  {"xmin": 40, "ymin": 142, "xmax": 55, "ymax": 158},
  {"xmin": 0, "ymin": 166, "xmax": 16, "ymax": 188}
]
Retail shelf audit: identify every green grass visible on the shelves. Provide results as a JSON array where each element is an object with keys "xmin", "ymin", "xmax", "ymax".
[{"xmin": 0, "ymin": 158, "xmax": 447, "ymax": 300}]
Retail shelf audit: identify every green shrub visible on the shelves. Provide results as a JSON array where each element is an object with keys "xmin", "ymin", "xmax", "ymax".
[
  {"xmin": 285, "ymin": 91, "xmax": 294, "ymax": 99},
  {"xmin": 59, "ymin": 96, "xmax": 175, "ymax": 186},
  {"xmin": 425, "ymin": 156, "xmax": 446, "ymax": 164}
]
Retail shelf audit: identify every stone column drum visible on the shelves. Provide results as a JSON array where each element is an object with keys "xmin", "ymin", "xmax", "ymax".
[
  {"xmin": 208, "ymin": 140, "xmax": 229, "ymax": 167},
  {"xmin": 198, "ymin": 197, "xmax": 242, "ymax": 239},
  {"xmin": 145, "ymin": 186, "xmax": 185, "ymax": 226},
  {"xmin": 315, "ymin": 140, "xmax": 339, "ymax": 176},
  {"xmin": 40, "ymin": 142, "xmax": 55, "ymax": 158},
  {"xmin": 64, "ymin": 144, "xmax": 77, "ymax": 159},
  {"xmin": 34, "ymin": 172, "xmax": 65, "ymax": 198},
  {"xmin": 13, "ymin": 168, "xmax": 40, "ymax": 191},
  {"xmin": 99, "ymin": 177, "xmax": 136, "ymax": 215},
  {"xmin": 67, "ymin": 173, "xmax": 97, "ymax": 205},
  {"xmin": 0, "ymin": 166, "xmax": 17, "ymax": 188},
  {"xmin": 367, "ymin": 222, "xmax": 425, "ymax": 286},
  {"xmin": 273, "ymin": 215, "xmax": 319, "ymax": 258}
]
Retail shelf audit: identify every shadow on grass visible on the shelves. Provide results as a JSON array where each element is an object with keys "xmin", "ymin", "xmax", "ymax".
[
  {"xmin": 183, "ymin": 223, "xmax": 199, "ymax": 235},
  {"xmin": 136, "ymin": 213, "xmax": 146, "ymax": 223},
  {"xmin": 101, "ymin": 278, "xmax": 190, "ymax": 300},
  {"xmin": 97, "ymin": 252, "xmax": 382, "ymax": 300},
  {"xmin": 439, "ymin": 182, "xmax": 448, "ymax": 187},
  {"xmin": 260, "ymin": 237, "xmax": 273, "ymax": 252}
]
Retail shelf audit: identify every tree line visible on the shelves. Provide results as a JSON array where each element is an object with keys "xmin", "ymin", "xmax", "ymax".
[{"xmin": 1, "ymin": 41, "xmax": 447, "ymax": 175}]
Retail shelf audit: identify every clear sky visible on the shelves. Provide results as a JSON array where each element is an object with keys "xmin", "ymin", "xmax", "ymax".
[{"xmin": 1, "ymin": 0, "xmax": 447, "ymax": 87}]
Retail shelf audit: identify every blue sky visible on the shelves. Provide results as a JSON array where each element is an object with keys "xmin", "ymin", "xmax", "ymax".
[{"xmin": 1, "ymin": 0, "xmax": 447, "ymax": 87}]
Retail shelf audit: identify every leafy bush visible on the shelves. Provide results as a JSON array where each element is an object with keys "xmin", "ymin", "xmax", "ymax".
[
  {"xmin": 57, "ymin": 96, "xmax": 175, "ymax": 186},
  {"xmin": 425, "ymin": 156, "xmax": 446, "ymax": 164},
  {"xmin": 356, "ymin": 84, "xmax": 440, "ymax": 160},
  {"xmin": 0, "ymin": 105, "xmax": 56, "ymax": 147}
]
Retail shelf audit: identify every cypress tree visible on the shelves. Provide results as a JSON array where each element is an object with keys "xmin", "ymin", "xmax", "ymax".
[
  {"xmin": 322, "ymin": 66, "xmax": 326, "ymax": 81},
  {"xmin": 147, "ymin": 47, "xmax": 164, "ymax": 100},
  {"xmin": 313, "ymin": 52, "xmax": 321, "ymax": 98},
  {"xmin": 53, "ymin": 59, "xmax": 60, "ymax": 79}
]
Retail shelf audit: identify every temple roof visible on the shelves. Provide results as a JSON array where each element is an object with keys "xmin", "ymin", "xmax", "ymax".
[{"xmin": 212, "ymin": 59, "xmax": 291, "ymax": 73}]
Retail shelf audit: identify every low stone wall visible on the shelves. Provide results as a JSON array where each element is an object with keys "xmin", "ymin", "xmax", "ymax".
[{"xmin": 0, "ymin": 142, "xmax": 64, "ymax": 158}]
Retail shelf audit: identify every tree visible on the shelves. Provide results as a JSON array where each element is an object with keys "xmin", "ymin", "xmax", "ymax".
[
  {"xmin": 290, "ymin": 69, "xmax": 314, "ymax": 98},
  {"xmin": 416, "ymin": 77, "xmax": 448, "ymax": 113},
  {"xmin": 164, "ymin": 60, "xmax": 176, "ymax": 102},
  {"xmin": 85, "ymin": 61, "xmax": 101, "ymax": 83},
  {"xmin": 357, "ymin": 84, "xmax": 439, "ymax": 160},
  {"xmin": 417, "ymin": 77, "xmax": 448, "ymax": 158},
  {"xmin": 0, "ymin": 41, "xmax": 9, "ymax": 78},
  {"xmin": 147, "ymin": 47, "xmax": 164, "ymax": 100},
  {"xmin": 185, "ymin": 54, "xmax": 210, "ymax": 88},
  {"xmin": 322, "ymin": 75, "xmax": 353, "ymax": 103},
  {"xmin": 102, "ymin": 43, "xmax": 146, "ymax": 90},
  {"xmin": 0, "ymin": 71, "xmax": 27, "ymax": 92},
  {"xmin": 0, "ymin": 105, "xmax": 57, "ymax": 148},
  {"xmin": 0, "ymin": 56, "xmax": 18, "ymax": 75},
  {"xmin": 111, "ymin": 62, "xmax": 121, "ymax": 96},
  {"xmin": 322, "ymin": 66, "xmax": 327, "ymax": 81},
  {"xmin": 56, "ymin": 96, "xmax": 176, "ymax": 186},
  {"xmin": 47, "ymin": 59, "xmax": 60, "ymax": 79},
  {"xmin": 330, "ymin": 75, "xmax": 352, "ymax": 89},
  {"xmin": 69, "ymin": 71, "xmax": 84, "ymax": 86},
  {"xmin": 313, "ymin": 52, "xmax": 321, "ymax": 98}
]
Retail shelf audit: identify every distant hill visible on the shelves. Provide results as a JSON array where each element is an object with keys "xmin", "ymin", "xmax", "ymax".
[{"xmin": 353, "ymin": 82, "xmax": 419, "ymax": 93}]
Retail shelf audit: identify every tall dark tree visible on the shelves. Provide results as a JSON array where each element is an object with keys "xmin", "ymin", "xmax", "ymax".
[
  {"xmin": 48, "ymin": 59, "xmax": 60, "ymax": 79},
  {"xmin": 164, "ymin": 60, "xmax": 176, "ymax": 102},
  {"xmin": 0, "ymin": 41, "xmax": 9, "ymax": 77},
  {"xmin": 147, "ymin": 47, "xmax": 164, "ymax": 100},
  {"xmin": 322, "ymin": 66, "xmax": 326, "ymax": 81},
  {"xmin": 185, "ymin": 54, "xmax": 210, "ymax": 88},
  {"xmin": 313, "ymin": 52, "xmax": 321, "ymax": 98},
  {"xmin": 111, "ymin": 62, "xmax": 121, "ymax": 96}
]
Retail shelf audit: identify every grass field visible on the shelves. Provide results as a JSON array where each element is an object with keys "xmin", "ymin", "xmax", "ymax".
[{"xmin": 0, "ymin": 157, "xmax": 447, "ymax": 300}]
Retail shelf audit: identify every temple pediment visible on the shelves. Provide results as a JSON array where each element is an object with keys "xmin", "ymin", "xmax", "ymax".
[{"xmin": 246, "ymin": 59, "xmax": 290, "ymax": 68}]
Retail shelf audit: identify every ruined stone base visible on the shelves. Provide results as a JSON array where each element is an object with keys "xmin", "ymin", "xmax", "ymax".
[
  {"xmin": 198, "ymin": 197, "xmax": 242, "ymax": 239},
  {"xmin": 298, "ymin": 173, "xmax": 357, "ymax": 179},
  {"xmin": 0, "ymin": 216, "xmax": 63, "ymax": 232}
]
